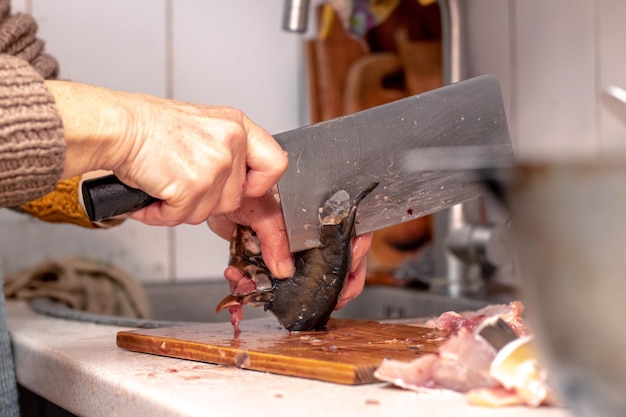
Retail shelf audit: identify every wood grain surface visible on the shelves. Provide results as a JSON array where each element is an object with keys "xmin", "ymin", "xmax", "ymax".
[{"xmin": 117, "ymin": 318, "xmax": 444, "ymax": 385}]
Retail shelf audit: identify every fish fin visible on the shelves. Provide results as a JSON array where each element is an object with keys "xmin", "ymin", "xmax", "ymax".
[
  {"xmin": 215, "ymin": 290, "xmax": 275, "ymax": 313},
  {"xmin": 215, "ymin": 294, "xmax": 244, "ymax": 312}
]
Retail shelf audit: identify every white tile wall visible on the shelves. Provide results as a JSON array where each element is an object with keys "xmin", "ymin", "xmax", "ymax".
[
  {"xmin": 9, "ymin": 0, "xmax": 27, "ymax": 13},
  {"xmin": 463, "ymin": 0, "xmax": 626, "ymax": 159},
  {"xmin": 0, "ymin": 0, "xmax": 304, "ymax": 282},
  {"xmin": 32, "ymin": 0, "xmax": 168, "ymax": 95},
  {"xmin": 171, "ymin": 0, "xmax": 304, "ymax": 134},
  {"xmin": 513, "ymin": 0, "xmax": 597, "ymax": 158},
  {"xmin": 0, "ymin": 211, "xmax": 170, "ymax": 281}
]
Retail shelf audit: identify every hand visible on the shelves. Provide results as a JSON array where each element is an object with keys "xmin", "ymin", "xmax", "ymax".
[
  {"xmin": 47, "ymin": 80, "xmax": 287, "ymax": 225},
  {"xmin": 121, "ymin": 103, "xmax": 287, "ymax": 226},
  {"xmin": 335, "ymin": 232, "xmax": 373, "ymax": 310},
  {"xmin": 208, "ymin": 190, "xmax": 295, "ymax": 279},
  {"xmin": 208, "ymin": 190, "xmax": 373, "ymax": 306}
]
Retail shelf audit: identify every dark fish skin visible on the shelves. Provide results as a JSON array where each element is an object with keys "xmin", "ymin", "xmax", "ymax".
[
  {"xmin": 217, "ymin": 182, "xmax": 378, "ymax": 332},
  {"xmin": 267, "ymin": 215, "xmax": 356, "ymax": 331}
]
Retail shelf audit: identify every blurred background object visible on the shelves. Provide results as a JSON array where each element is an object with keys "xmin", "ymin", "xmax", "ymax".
[{"xmin": 506, "ymin": 158, "xmax": 626, "ymax": 417}]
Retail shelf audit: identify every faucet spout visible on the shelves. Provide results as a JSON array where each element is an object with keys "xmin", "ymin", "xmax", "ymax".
[{"xmin": 282, "ymin": 0, "xmax": 311, "ymax": 33}]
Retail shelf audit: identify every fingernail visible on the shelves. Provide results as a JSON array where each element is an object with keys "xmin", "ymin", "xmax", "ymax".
[{"xmin": 276, "ymin": 258, "xmax": 295, "ymax": 278}]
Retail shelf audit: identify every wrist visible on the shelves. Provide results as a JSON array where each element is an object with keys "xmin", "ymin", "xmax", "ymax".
[{"xmin": 45, "ymin": 80, "xmax": 134, "ymax": 179}]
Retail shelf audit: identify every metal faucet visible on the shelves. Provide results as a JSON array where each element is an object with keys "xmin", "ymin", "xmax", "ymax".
[
  {"xmin": 431, "ymin": 0, "xmax": 510, "ymax": 297},
  {"xmin": 282, "ymin": 0, "xmax": 311, "ymax": 33}
]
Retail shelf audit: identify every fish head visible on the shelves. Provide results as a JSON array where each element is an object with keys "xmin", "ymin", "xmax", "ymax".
[{"xmin": 318, "ymin": 190, "xmax": 351, "ymax": 226}]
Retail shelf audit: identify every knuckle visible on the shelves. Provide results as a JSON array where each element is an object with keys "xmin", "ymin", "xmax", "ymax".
[{"xmin": 210, "ymin": 150, "xmax": 234, "ymax": 176}]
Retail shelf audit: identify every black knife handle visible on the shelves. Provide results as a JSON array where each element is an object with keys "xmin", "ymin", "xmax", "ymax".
[{"xmin": 82, "ymin": 174, "xmax": 160, "ymax": 222}]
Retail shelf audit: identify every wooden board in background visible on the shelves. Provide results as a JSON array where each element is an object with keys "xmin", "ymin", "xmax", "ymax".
[{"xmin": 117, "ymin": 318, "xmax": 444, "ymax": 385}]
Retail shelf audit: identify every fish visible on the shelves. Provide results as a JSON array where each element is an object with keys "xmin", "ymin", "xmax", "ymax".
[{"xmin": 215, "ymin": 182, "xmax": 379, "ymax": 331}]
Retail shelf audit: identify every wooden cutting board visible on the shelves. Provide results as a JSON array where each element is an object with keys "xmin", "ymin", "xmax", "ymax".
[{"xmin": 117, "ymin": 318, "xmax": 444, "ymax": 385}]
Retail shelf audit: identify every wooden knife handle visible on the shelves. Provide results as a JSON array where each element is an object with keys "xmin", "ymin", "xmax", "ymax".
[{"xmin": 81, "ymin": 174, "xmax": 159, "ymax": 222}]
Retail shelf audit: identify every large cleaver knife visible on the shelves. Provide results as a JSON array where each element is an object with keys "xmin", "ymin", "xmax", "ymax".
[{"xmin": 82, "ymin": 74, "xmax": 513, "ymax": 252}]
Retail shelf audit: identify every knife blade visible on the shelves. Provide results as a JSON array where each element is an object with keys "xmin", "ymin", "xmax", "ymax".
[
  {"xmin": 274, "ymin": 73, "xmax": 512, "ymax": 251},
  {"xmin": 81, "ymin": 74, "xmax": 512, "ymax": 252}
]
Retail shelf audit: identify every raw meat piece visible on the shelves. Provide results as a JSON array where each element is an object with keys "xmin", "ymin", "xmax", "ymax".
[
  {"xmin": 425, "ymin": 300, "xmax": 530, "ymax": 337},
  {"xmin": 375, "ymin": 354, "xmax": 440, "ymax": 390},
  {"xmin": 375, "ymin": 329, "xmax": 497, "ymax": 393},
  {"xmin": 432, "ymin": 329, "xmax": 497, "ymax": 392},
  {"xmin": 374, "ymin": 301, "xmax": 553, "ymax": 407}
]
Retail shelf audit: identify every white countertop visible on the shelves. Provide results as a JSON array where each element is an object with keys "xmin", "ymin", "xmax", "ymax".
[{"xmin": 6, "ymin": 300, "xmax": 574, "ymax": 417}]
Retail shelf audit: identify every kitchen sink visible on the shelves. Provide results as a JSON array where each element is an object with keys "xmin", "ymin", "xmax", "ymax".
[
  {"xmin": 144, "ymin": 280, "xmax": 503, "ymax": 324},
  {"xmin": 28, "ymin": 279, "xmax": 515, "ymax": 327}
]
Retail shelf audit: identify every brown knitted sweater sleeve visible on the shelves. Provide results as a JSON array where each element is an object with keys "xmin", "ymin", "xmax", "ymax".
[
  {"xmin": 0, "ymin": 54, "xmax": 65, "ymax": 208},
  {"xmin": 0, "ymin": 0, "xmax": 65, "ymax": 208}
]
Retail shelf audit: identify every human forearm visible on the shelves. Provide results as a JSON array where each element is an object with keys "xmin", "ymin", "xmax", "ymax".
[{"xmin": 45, "ymin": 80, "xmax": 132, "ymax": 180}]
